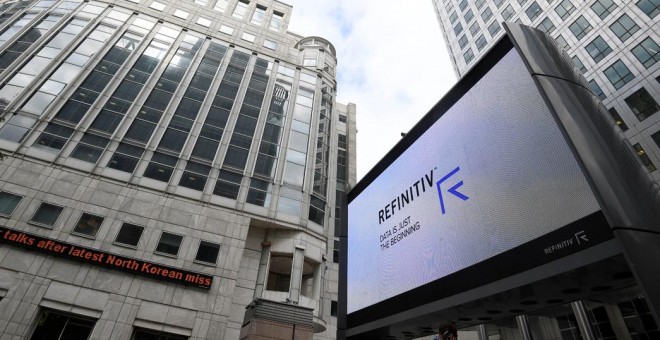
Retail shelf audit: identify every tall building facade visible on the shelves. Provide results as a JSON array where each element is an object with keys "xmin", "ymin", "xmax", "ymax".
[
  {"xmin": 0, "ymin": 0, "xmax": 356, "ymax": 339},
  {"xmin": 432, "ymin": 1, "xmax": 660, "ymax": 339},
  {"xmin": 433, "ymin": 0, "xmax": 660, "ymax": 183}
]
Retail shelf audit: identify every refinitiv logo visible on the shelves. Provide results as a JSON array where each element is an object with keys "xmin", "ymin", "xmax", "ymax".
[
  {"xmin": 377, "ymin": 166, "xmax": 469, "ymax": 225},
  {"xmin": 436, "ymin": 166, "xmax": 469, "ymax": 215}
]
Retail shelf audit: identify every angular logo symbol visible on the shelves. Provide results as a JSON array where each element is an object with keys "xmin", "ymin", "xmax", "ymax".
[
  {"xmin": 575, "ymin": 230, "xmax": 588, "ymax": 244},
  {"xmin": 436, "ymin": 166, "xmax": 469, "ymax": 215}
]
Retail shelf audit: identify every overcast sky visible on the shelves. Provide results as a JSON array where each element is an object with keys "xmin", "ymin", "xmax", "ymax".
[{"xmin": 284, "ymin": 0, "xmax": 459, "ymax": 181}]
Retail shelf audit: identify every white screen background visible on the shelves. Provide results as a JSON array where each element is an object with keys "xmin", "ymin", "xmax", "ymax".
[{"xmin": 347, "ymin": 50, "xmax": 600, "ymax": 314}]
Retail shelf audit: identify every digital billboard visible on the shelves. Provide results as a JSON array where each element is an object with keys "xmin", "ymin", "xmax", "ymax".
[{"xmin": 346, "ymin": 38, "xmax": 608, "ymax": 320}]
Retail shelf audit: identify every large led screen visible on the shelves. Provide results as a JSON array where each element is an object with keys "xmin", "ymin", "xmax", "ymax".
[{"xmin": 347, "ymin": 48, "xmax": 601, "ymax": 314}]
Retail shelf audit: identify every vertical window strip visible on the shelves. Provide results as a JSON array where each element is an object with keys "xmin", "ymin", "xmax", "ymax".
[
  {"xmin": 186, "ymin": 42, "xmax": 229, "ymax": 162},
  {"xmin": 0, "ymin": 13, "xmax": 63, "ymax": 72}
]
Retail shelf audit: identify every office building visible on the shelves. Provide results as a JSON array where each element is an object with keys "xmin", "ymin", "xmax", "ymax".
[
  {"xmin": 432, "ymin": 0, "xmax": 660, "ymax": 183},
  {"xmin": 0, "ymin": 0, "xmax": 356, "ymax": 339},
  {"xmin": 431, "ymin": 1, "xmax": 659, "ymax": 338}
]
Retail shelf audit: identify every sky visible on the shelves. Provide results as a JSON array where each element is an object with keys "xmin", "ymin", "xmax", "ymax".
[{"xmin": 283, "ymin": 0, "xmax": 459, "ymax": 181}]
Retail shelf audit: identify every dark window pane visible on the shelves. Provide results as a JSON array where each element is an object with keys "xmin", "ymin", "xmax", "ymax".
[
  {"xmin": 72, "ymin": 213, "xmax": 104, "ymax": 237},
  {"xmin": 155, "ymin": 232, "xmax": 183, "ymax": 256},
  {"xmin": 158, "ymin": 128, "xmax": 188, "ymax": 152},
  {"xmin": 625, "ymin": 87, "xmax": 660, "ymax": 121},
  {"xmin": 0, "ymin": 192, "xmax": 22, "ymax": 216},
  {"xmin": 31, "ymin": 203, "xmax": 63, "ymax": 226},
  {"xmin": 191, "ymin": 137, "xmax": 219, "ymax": 160},
  {"xmin": 195, "ymin": 241, "xmax": 220, "ymax": 264},
  {"xmin": 30, "ymin": 310, "xmax": 95, "ymax": 340},
  {"xmin": 214, "ymin": 170, "xmax": 242, "ymax": 199},
  {"xmin": 115, "ymin": 223, "xmax": 144, "ymax": 246}
]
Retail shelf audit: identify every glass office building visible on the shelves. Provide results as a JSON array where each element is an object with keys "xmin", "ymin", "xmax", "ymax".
[
  {"xmin": 432, "ymin": 1, "xmax": 659, "ymax": 339},
  {"xmin": 0, "ymin": 0, "xmax": 356, "ymax": 339},
  {"xmin": 433, "ymin": 0, "xmax": 660, "ymax": 183}
]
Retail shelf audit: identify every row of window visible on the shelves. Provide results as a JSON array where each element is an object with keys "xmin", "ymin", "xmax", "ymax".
[
  {"xmin": 145, "ymin": 0, "xmax": 282, "ymax": 51},
  {"xmin": 448, "ymin": 0, "xmax": 657, "ymax": 31},
  {"xmin": 30, "ymin": 308, "xmax": 187, "ymax": 340},
  {"xmin": 453, "ymin": 0, "xmax": 659, "ymax": 66},
  {"xmin": 0, "ymin": 191, "xmax": 222, "ymax": 264}
]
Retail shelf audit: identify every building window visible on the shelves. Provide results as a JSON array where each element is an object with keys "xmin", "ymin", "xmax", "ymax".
[
  {"xmin": 107, "ymin": 143, "xmax": 144, "ymax": 173},
  {"xmin": 502, "ymin": 5, "xmax": 515, "ymax": 21},
  {"xmin": 179, "ymin": 161, "xmax": 211, "ymax": 191},
  {"xmin": 114, "ymin": 223, "xmax": 144, "ymax": 247},
  {"xmin": 143, "ymin": 152, "xmax": 178, "ymax": 183},
  {"xmin": 555, "ymin": 34, "xmax": 569, "ymax": 50},
  {"xmin": 493, "ymin": 0, "xmax": 504, "ymax": 8},
  {"xmin": 604, "ymin": 60, "xmax": 634, "ymax": 90},
  {"xmin": 267, "ymin": 254, "xmax": 292, "ymax": 292},
  {"xmin": 195, "ymin": 241, "xmax": 221, "ymax": 264},
  {"xmin": 251, "ymin": 5, "xmax": 266, "ymax": 25},
  {"xmin": 232, "ymin": 0, "xmax": 249, "ymax": 19},
  {"xmin": 196, "ymin": 17, "xmax": 212, "ymax": 27},
  {"xmin": 241, "ymin": 32, "xmax": 255, "ymax": 43},
  {"xmin": 263, "ymin": 39, "xmax": 277, "ymax": 50},
  {"xmin": 537, "ymin": 17, "xmax": 555, "ymax": 34},
  {"xmin": 633, "ymin": 144, "xmax": 657, "ymax": 172},
  {"xmin": 464, "ymin": 48, "xmax": 474, "ymax": 64},
  {"xmin": 464, "ymin": 9, "xmax": 474, "ymax": 22},
  {"xmin": 339, "ymin": 114, "xmax": 347, "ymax": 123},
  {"xmin": 214, "ymin": 0, "xmax": 229, "ymax": 12},
  {"xmin": 331, "ymin": 300, "xmax": 338, "ymax": 317},
  {"xmin": 29, "ymin": 310, "xmax": 96, "ymax": 340},
  {"xmin": 333, "ymin": 239, "xmax": 340, "ymax": 263},
  {"xmin": 155, "ymin": 232, "xmax": 183, "ymax": 256},
  {"xmin": 469, "ymin": 22, "xmax": 480, "ymax": 36},
  {"xmin": 303, "ymin": 57, "xmax": 317, "ymax": 66},
  {"xmin": 459, "ymin": 0, "xmax": 468, "ymax": 12},
  {"xmin": 569, "ymin": 16, "xmax": 592, "ymax": 40},
  {"xmin": 453, "ymin": 22, "xmax": 463, "ymax": 36},
  {"xmin": 608, "ymin": 107, "xmax": 629, "ymax": 131},
  {"xmin": 636, "ymin": 0, "xmax": 659, "ymax": 18},
  {"xmin": 526, "ymin": 2, "xmax": 542, "ymax": 20},
  {"xmin": 0, "ymin": 115, "xmax": 37, "ymax": 143},
  {"xmin": 70, "ymin": 133, "xmax": 109, "ymax": 163},
  {"xmin": 557, "ymin": 314, "xmax": 581, "ymax": 339},
  {"xmin": 481, "ymin": 7, "xmax": 493, "ymax": 22},
  {"xmin": 610, "ymin": 14, "xmax": 640, "ymax": 42},
  {"xmin": 625, "ymin": 87, "xmax": 659, "ymax": 121},
  {"xmin": 488, "ymin": 21, "xmax": 501, "ymax": 37},
  {"xmin": 589, "ymin": 79, "xmax": 606, "ymax": 101},
  {"xmin": 586, "ymin": 36, "xmax": 612, "ymax": 63},
  {"xmin": 631, "ymin": 37, "xmax": 660, "ymax": 68},
  {"xmin": 173, "ymin": 9, "xmax": 189, "ymax": 19},
  {"xmin": 270, "ymin": 11, "xmax": 283, "ymax": 32},
  {"xmin": 33, "ymin": 123, "xmax": 74, "ymax": 152},
  {"xmin": 72, "ymin": 213, "xmax": 104, "ymax": 237},
  {"xmin": 591, "ymin": 0, "xmax": 617, "ymax": 19},
  {"xmin": 449, "ymin": 11, "xmax": 458, "ymax": 24},
  {"xmin": 309, "ymin": 195, "xmax": 326, "ymax": 226},
  {"xmin": 652, "ymin": 130, "xmax": 660, "ymax": 148},
  {"xmin": 214, "ymin": 169, "xmax": 243, "ymax": 199},
  {"xmin": 149, "ymin": 1, "xmax": 166, "ymax": 11},
  {"xmin": 219, "ymin": 25, "xmax": 234, "ymax": 35},
  {"xmin": 30, "ymin": 203, "xmax": 63, "ymax": 227},
  {"xmin": 458, "ymin": 35, "xmax": 468, "ymax": 49},
  {"xmin": 475, "ymin": 0, "xmax": 486, "ymax": 9},
  {"xmin": 572, "ymin": 55, "xmax": 587, "ymax": 73},
  {"xmin": 476, "ymin": 35, "xmax": 488, "ymax": 51},
  {"xmin": 0, "ymin": 192, "xmax": 22, "ymax": 216},
  {"xmin": 554, "ymin": 0, "xmax": 575, "ymax": 20},
  {"xmin": 133, "ymin": 328, "xmax": 187, "ymax": 340}
]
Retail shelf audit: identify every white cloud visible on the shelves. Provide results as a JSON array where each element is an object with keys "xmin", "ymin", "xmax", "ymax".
[{"xmin": 285, "ymin": 0, "xmax": 458, "ymax": 180}]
